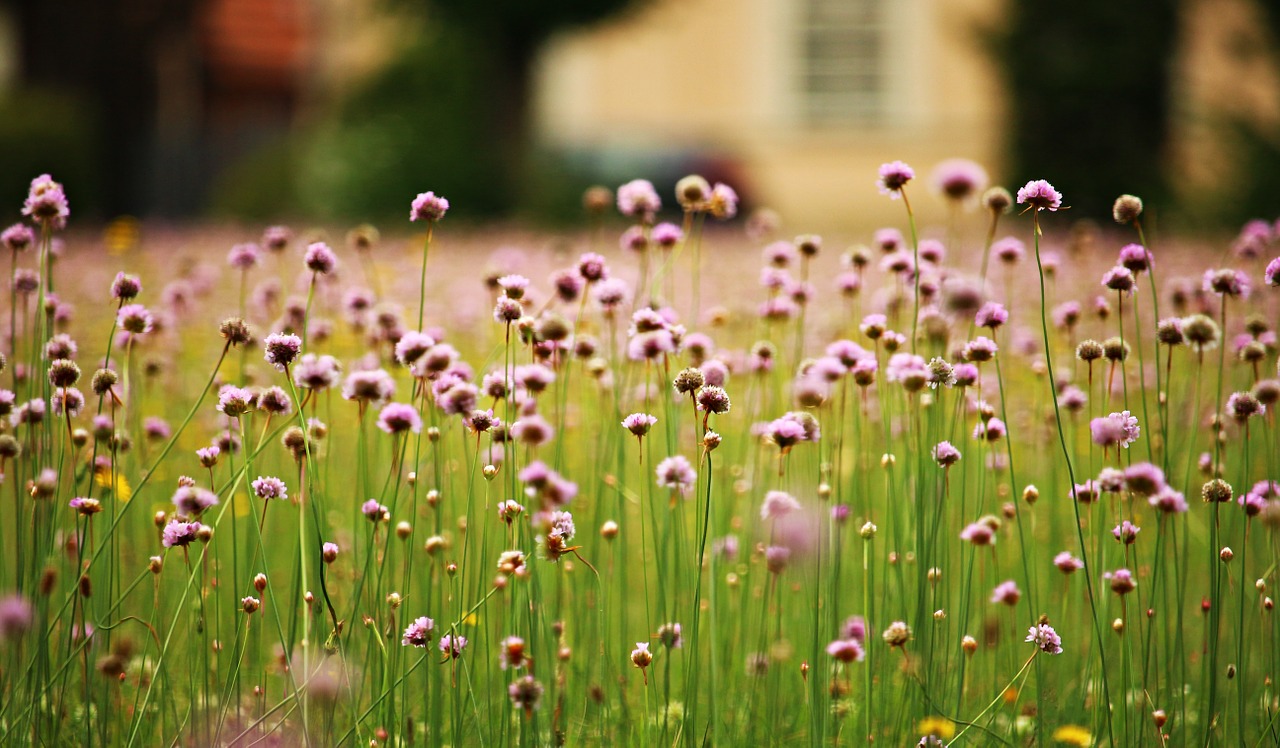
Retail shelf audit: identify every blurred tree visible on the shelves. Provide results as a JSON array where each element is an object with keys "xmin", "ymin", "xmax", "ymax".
[
  {"xmin": 995, "ymin": 1, "xmax": 1179, "ymax": 219},
  {"xmin": 4, "ymin": 0, "xmax": 199, "ymax": 217},
  {"xmin": 393, "ymin": 0, "xmax": 643, "ymax": 214}
]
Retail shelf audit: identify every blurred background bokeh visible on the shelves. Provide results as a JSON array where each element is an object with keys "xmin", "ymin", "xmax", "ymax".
[{"xmin": 0, "ymin": 0, "xmax": 1277, "ymax": 231}]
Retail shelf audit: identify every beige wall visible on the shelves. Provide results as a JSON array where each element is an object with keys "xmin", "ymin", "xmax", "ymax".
[{"xmin": 536, "ymin": 0, "xmax": 1007, "ymax": 232}]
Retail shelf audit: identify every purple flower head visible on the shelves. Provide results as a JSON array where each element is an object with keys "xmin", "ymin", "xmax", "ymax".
[
  {"xmin": 1149, "ymin": 487, "xmax": 1188, "ymax": 514},
  {"xmin": 401, "ymin": 616, "xmax": 435, "ymax": 647},
  {"xmin": 508, "ymin": 675, "xmax": 544, "ymax": 712},
  {"xmin": 196, "ymin": 445, "xmax": 221, "ymax": 468},
  {"xmin": 1054, "ymin": 551, "xmax": 1084, "ymax": 574},
  {"xmin": 510, "ymin": 414, "xmax": 554, "ymax": 447},
  {"xmin": 303, "ymin": 242, "xmax": 337, "ymax": 275},
  {"xmin": 23, "ymin": 174, "xmax": 69, "ymax": 229},
  {"xmin": 377, "ymin": 402, "xmax": 422, "ymax": 435},
  {"xmin": 932, "ymin": 440, "xmax": 961, "ymax": 468},
  {"xmin": 228, "ymin": 243, "xmax": 261, "ymax": 270},
  {"xmin": 1, "ymin": 223, "xmax": 34, "ymax": 253},
  {"xmin": 0, "ymin": 594, "xmax": 33, "ymax": 640},
  {"xmin": 1202, "ymin": 268, "xmax": 1251, "ymax": 299},
  {"xmin": 1016, "ymin": 180, "xmax": 1063, "ymax": 211},
  {"xmin": 439, "ymin": 633, "xmax": 468, "ymax": 659},
  {"xmin": 975, "ymin": 302, "xmax": 1009, "ymax": 329},
  {"xmin": 1112, "ymin": 520, "xmax": 1141, "ymax": 545},
  {"xmin": 362, "ymin": 499, "xmax": 388, "ymax": 523},
  {"xmin": 1123, "ymin": 462, "xmax": 1166, "ymax": 496},
  {"xmin": 656, "ymin": 455, "xmax": 697, "ymax": 496},
  {"xmin": 251, "ymin": 476, "xmax": 288, "ymax": 501},
  {"xmin": 162, "ymin": 519, "xmax": 203, "ymax": 548},
  {"xmin": 765, "ymin": 545, "xmax": 791, "ymax": 574},
  {"xmin": 410, "ymin": 191, "xmax": 449, "ymax": 222},
  {"xmin": 761, "ymin": 490, "xmax": 801, "ymax": 520},
  {"xmin": 877, "ymin": 161, "xmax": 915, "ymax": 197},
  {"xmin": 577, "ymin": 252, "xmax": 608, "ymax": 283},
  {"xmin": 931, "ymin": 158, "xmax": 988, "ymax": 202},
  {"xmin": 622, "ymin": 412, "xmax": 657, "ymax": 438},
  {"xmin": 295, "ymin": 354, "xmax": 342, "ymax": 392},
  {"xmin": 342, "ymin": 369, "xmax": 396, "ymax": 405},
  {"xmin": 1109, "ymin": 568, "xmax": 1136, "ymax": 595},
  {"xmin": 992, "ymin": 237, "xmax": 1026, "ymax": 266},
  {"xmin": 960, "ymin": 522, "xmax": 995, "ymax": 546},
  {"xmin": 1118, "ymin": 243, "xmax": 1152, "ymax": 273},
  {"xmin": 708, "ymin": 182, "xmax": 739, "ymax": 219},
  {"xmin": 616, "ymin": 179, "xmax": 661, "ymax": 221},
  {"xmin": 990, "ymin": 580, "xmax": 1021, "ymax": 606},
  {"xmin": 1265, "ymin": 257, "xmax": 1280, "ymax": 287},
  {"xmin": 172, "ymin": 486, "xmax": 220, "ymax": 516},
  {"xmin": 826, "ymin": 638, "xmax": 865, "ymax": 663},
  {"xmin": 952, "ymin": 363, "xmax": 979, "ymax": 387},
  {"xmin": 1101, "ymin": 266, "xmax": 1136, "ymax": 295},
  {"xmin": 973, "ymin": 417, "xmax": 1006, "ymax": 442},
  {"xmin": 117, "ymin": 304, "xmax": 154, "ymax": 335},
  {"xmin": 1091, "ymin": 410, "xmax": 1139, "ymax": 449},
  {"xmin": 262, "ymin": 332, "xmax": 302, "ymax": 371},
  {"xmin": 322, "ymin": 541, "xmax": 340, "ymax": 562},
  {"xmin": 1240, "ymin": 492, "xmax": 1267, "ymax": 517},
  {"xmin": 963, "ymin": 336, "xmax": 998, "ymax": 363},
  {"xmin": 1026, "ymin": 623, "xmax": 1063, "ymax": 654},
  {"xmin": 262, "ymin": 225, "xmax": 292, "ymax": 252},
  {"xmin": 216, "ymin": 385, "xmax": 255, "ymax": 417},
  {"xmin": 652, "ymin": 222, "xmax": 684, "ymax": 249}
]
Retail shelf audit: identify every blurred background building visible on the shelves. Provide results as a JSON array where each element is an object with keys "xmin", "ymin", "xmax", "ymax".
[{"xmin": 0, "ymin": 0, "xmax": 1275, "ymax": 231}]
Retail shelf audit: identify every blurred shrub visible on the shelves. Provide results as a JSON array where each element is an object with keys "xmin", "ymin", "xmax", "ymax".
[{"xmin": 0, "ymin": 88, "xmax": 100, "ymax": 220}]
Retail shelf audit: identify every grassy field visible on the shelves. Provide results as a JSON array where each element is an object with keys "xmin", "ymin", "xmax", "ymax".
[{"xmin": 0, "ymin": 171, "xmax": 1278, "ymax": 746}]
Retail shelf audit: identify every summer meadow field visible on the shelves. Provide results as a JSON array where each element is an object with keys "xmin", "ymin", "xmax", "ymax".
[{"xmin": 0, "ymin": 168, "xmax": 1278, "ymax": 746}]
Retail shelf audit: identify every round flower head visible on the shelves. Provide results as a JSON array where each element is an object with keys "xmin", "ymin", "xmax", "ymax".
[
  {"xmin": 401, "ymin": 616, "xmax": 435, "ymax": 647},
  {"xmin": 0, "ymin": 595, "xmax": 33, "ymax": 640},
  {"xmin": 1202, "ymin": 268, "xmax": 1250, "ymax": 298},
  {"xmin": 932, "ymin": 441, "xmax": 961, "ymax": 467},
  {"xmin": 1101, "ymin": 266, "xmax": 1136, "ymax": 294},
  {"xmin": 932, "ymin": 158, "xmax": 988, "ymax": 202},
  {"xmin": 196, "ymin": 445, "xmax": 220, "ymax": 468},
  {"xmin": 1026, "ymin": 623, "xmax": 1063, "ymax": 654},
  {"xmin": 616, "ymin": 179, "xmax": 661, "ymax": 221},
  {"xmin": 826, "ymin": 637, "xmax": 865, "ymax": 663},
  {"xmin": 1054, "ymin": 551, "xmax": 1084, "ymax": 574},
  {"xmin": 974, "ymin": 302, "xmax": 1008, "ymax": 329},
  {"xmin": 162, "ymin": 519, "xmax": 203, "ymax": 548},
  {"xmin": 990, "ymin": 580, "xmax": 1021, "ymax": 606},
  {"xmin": 439, "ymin": 633, "xmax": 468, "ymax": 659},
  {"xmin": 262, "ymin": 225, "xmax": 292, "ymax": 251},
  {"xmin": 227, "ymin": 243, "xmax": 261, "ymax": 270},
  {"xmin": 117, "ymin": 304, "xmax": 154, "ymax": 335},
  {"xmin": 1112, "ymin": 520, "xmax": 1141, "ymax": 545},
  {"xmin": 760, "ymin": 490, "xmax": 801, "ymax": 520},
  {"xmin": 23, "ymin": 174, "xmax": 69, "ymax": 229},
  {"xmin": 675, "ymin": 174, "xmax": 710, "ymax": 209},
  {"xmin": 1266, "ymin": 257, "xmax": 1280, "ymax": 287},
  {"xmin": 111, "ymin": 272, "xmax": 141, "ymax": 301},
  {"xmin": 172, "ymin": 485, "xmax": 220, "ymax": 516},
  {"xmin": 362, "ymin": 499, "xmax": 389, "ymax": 522},
  {"xmin": 263, "ymin": 332, "xmax": 302, "ymax": 371},
  {"xmin": 652, "ymin": 222, "xmax": 683, "ymax": 249},
  {"xmin": 377, "ymin": 402, "xmax": 422, "ymax": 434},
  {"xmin": 696, "ymin": 385, "xmax": 731, "ymax": 415},
  {"xmin": 303, "ymin": 242, "xmax": 337, "ymax": 275},
  {"xmin": 882, "ymin": 621, "xmax": 912, "ymax": 648},
  {"xmin": 708, "ymin": 182, "xmax": 739, "ymax": 219},
  {"xmin": 216, "ymin": 385, "xmax": 255, "ymax": 417},
  {"xmin": 1, "ymin": 224, "xmax": 34, "ymax": 253},
  {"xmin": 251, "ymin": 476, "xmax": 288, "ymax": 501},
  {"xmin": 1016, "ymin": 180, "xmax": 1063, "ymax": 211},
  {"xmin": 577, "ymin": 252, "xmax": 608, "ymax": 283},
  {"xmin": 1118, "ymin": 244, "xmax": 1152, "ymax": 274},
  {"xmin": 622, "ymin": 412, "xmax": 657, "ymax": 438},
  {"xmin": 342, "ymin": 369, "xmax": 395, "ymax": 405},
  {"xmin": 877, "ymin": 161, "xmax": 915, "ymax": 197},
  {"xmin": 1113, "ymin": 194, "xmax": 1143, "ymax": 224},
  {"xmin": 50, "ymin": 387, "xmax": 84, "ymax": 417},
  {"xmin": 410, "ymin": 191, "xmax": 449, "ymax": 222},
  {"xmin": 1109, "ymin": 568, "xmax": 1136, "ymax": 595},
  {"xmin": 508, "ymin": 675, "xmax": 544, "ymax": 712},
  {"xmin": 656, "ymin": 455, "xmax": 697, "ymax": 496}
]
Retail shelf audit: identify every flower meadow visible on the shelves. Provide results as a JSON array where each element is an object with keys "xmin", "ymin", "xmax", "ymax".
[{"xmin": 0, "ymin": 168, "xmax": 1278, "ymax": 747}]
